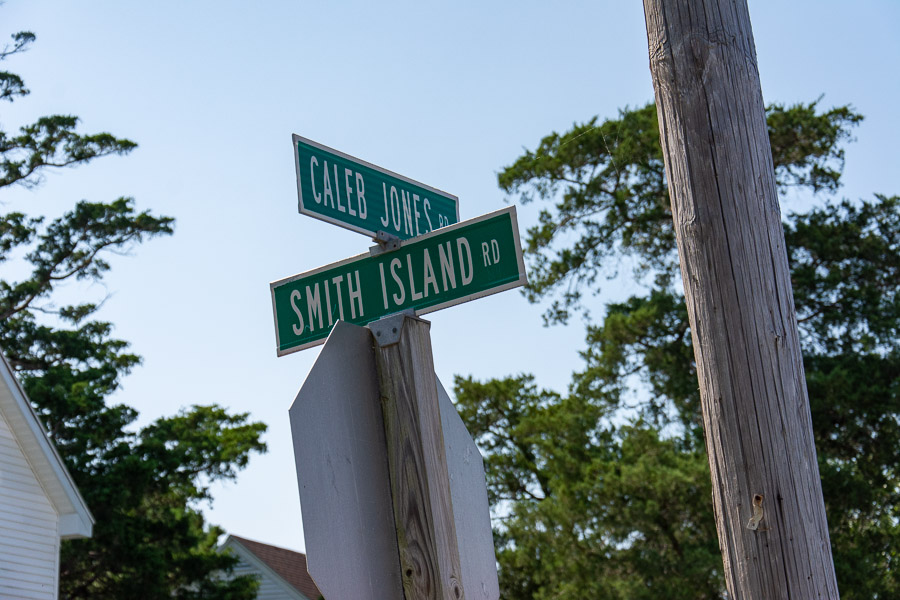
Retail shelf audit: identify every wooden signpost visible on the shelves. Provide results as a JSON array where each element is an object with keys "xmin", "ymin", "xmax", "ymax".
[
  {"xmin": 277, "ymin": 136, "xmax": 520, "ymax": 600},
  {"xmin": 371, "ymin": 313, "xmax": 464, "ymax": 600}
]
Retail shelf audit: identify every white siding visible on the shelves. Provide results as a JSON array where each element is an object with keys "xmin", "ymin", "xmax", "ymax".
[
  {"xmin": 231, "ymin": 556, "xmax": 300, "ymax": 600},
  {"xmin": 0, "ymin": 413, "xmax": 60, "ymax": 600}
]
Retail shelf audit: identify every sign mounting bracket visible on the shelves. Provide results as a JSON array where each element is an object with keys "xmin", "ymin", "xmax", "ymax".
[
  {"xmin": 369, "ymin": 231, "xmax": 402, "ymax": 256},
  {"xmin": 369, "ymin": 309, "xmax": 418, "ymax": 347}
]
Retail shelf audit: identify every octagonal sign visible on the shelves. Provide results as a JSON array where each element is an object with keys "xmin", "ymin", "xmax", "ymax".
[{"xmin": 289, "ymin": 320, "xmax": 498, "ymax": 600}]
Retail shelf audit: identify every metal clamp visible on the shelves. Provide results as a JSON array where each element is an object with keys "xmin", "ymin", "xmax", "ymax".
[
  {"xmin": 369, "ymin": 231, "xmax": 401, "ymax": 256},
  {"xmin": 369, "ymin": 309, "xmax": 423, "ymax": 347}
]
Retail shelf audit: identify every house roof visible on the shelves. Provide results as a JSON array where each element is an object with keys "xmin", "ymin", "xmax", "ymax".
[
  {"xmin": 226, "ymin": 535, "xmax": 322, "ymax": 600},
  {"xmin": 0, "ymin": 350, "xmax": 94, "ymax": 539}
]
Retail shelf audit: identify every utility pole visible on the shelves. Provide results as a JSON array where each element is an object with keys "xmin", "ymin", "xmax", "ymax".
[{"xmin": 641, "ymin": 1, "xmax": 840, "ymax": 598}]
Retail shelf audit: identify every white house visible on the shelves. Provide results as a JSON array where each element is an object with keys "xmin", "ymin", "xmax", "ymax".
[
  {"xmin": 0, "ymin": 352, "xmax": 94, "ymax": 600},
  {"xmin": 220, "ymin": 535, "xmax": 322, "ymax": 600}
]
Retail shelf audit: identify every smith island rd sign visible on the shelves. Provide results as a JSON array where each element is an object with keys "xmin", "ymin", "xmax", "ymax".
[
  {"xmin": 293, "ymin": 135, "xmax": 460, "ymax": 239},
  {"xmin": 271, "ymin": 206, "xmax": 527, "ymax": 355}
]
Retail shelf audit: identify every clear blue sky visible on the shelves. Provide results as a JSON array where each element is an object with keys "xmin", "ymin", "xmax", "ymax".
[{"xmin": 3, "ymin": 0, "xmax": 898, "ymax": 553}]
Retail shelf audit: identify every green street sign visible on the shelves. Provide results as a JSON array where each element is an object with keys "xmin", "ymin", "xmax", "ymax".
[
  {"xmin": 293, "ymin": 135, "xmax": 460, "ymax": 240},
  {"xmin": 271, "ymin": 206, "xmax": 527, "ymax": 356}
]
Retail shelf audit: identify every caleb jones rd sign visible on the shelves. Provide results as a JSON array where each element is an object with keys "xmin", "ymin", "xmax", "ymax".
[
  {"xmin": 293, "ymin": 135, "xmax": 460, "ymax": 239},
  {"xmin": 270, "ymin": 206, "xmax": 526, "ymax": 355}
]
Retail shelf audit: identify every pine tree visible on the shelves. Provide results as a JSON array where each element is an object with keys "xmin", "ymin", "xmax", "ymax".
[
  {"xmin": 1, "ymin": 28, "xmax": 266, "ymax": 600},
  {"xmin": 455, "ymin": 100, "xmax": 899, "ymax": 598}
]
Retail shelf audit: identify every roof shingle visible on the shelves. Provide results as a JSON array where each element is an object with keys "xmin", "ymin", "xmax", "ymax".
[{"xmin": 229, "ymin": 535, "xmax": 322, "ymax": 599}]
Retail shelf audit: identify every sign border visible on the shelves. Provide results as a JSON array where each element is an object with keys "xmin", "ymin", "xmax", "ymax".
[
  {"xmin": 271, "ymin": 205, "xmax": 527, "ymax": 356},
  {"xmin": 293, "ymin": 134, "xmax": 461, "ymax": 238}
]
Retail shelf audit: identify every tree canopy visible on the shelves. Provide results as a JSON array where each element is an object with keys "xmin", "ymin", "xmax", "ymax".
[
  {"xmin": 1, "ymin": 28, "xmax": 266, "ymax": 600},
  {"xmin": 455, "ymin": 100, "xmax": 899, "ymax": 598}
]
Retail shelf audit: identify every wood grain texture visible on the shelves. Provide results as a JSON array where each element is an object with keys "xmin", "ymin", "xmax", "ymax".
[
  {"xmin": 374, "ymin": 316, "xmax": 464, "ymax": 600},
  {"xmin": 642, "ymin": 1, "xmax": 840, "ymax": 598}
]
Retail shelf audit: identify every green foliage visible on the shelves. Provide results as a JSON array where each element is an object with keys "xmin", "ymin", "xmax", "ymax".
[
  {"xmin": 789, "ymin": 196, "xmax": 900, "ymax": 594},
  {"xmin": 499, "ymin": 104, "xmax": 672, "ymax": 324},
  {"xmin": 0, "ymin": 31, "xmax": 34, "ymax": 101},
  {"xmin": 499, "ymin": 101, "xmax": 862, "ymax": 325},
  {"xmin": 786, "ymin": 195, "xmax": 900, "ymax": 354},
  {"xmin": 455, "ymin": 376, "xmax": 721, "ymax": 600},
  {"xmin": 457, "ymin": 100, "xmax": 899, "ymax": 598},
  {"xmin": 575, "ymin": 289, "xmax": 698, "ymax": 434},
  {"xmin": 0, "ymin": 198, "xmax": 173, "ymax": 321},
  {"xmin": 0, "ymin": 28, "xmax": 265, "ymax": 599},
  {"xmin": 767, "ymin": 101, "xmax": 863, "ymax": 193},
  {"xmin": 54, "ymin": 405, "xmax": 266, "ymax": 600},
  {"xmin": 1, "ymin": 115, "xmax": 137, "ymax": 188},
  {"xmin": 0, "ymin": 32, "xmax": 135, "ymax": 189}
]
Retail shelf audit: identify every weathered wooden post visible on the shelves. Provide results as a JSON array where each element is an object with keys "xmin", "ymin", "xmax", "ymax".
[
  {"xmin": 371, "ymin": 313, "xmax": 464, "ymax": 599},
  {"xmin": 642, "ymin": 1, "xmax": 840, "ymax": 597}
]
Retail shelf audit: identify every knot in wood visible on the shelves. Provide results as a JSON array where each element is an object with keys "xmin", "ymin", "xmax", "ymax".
[{"xmin": 747, "ymin": 493, "xmax": 765, "ymax": 531}]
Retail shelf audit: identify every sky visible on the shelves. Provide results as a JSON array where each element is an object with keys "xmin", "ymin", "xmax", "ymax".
[{"xmin": 2, "ymin": 1, "xmax": 898, "ymax": 554}]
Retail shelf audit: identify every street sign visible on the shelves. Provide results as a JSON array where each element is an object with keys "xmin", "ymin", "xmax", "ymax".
[
  {"xmin": 289, "ymin": 320, "xmax": 499, "ymax": 600},
  {"xmin": 293, "ymin": 135, "xmax": 459, "ymax": 239},
  {"xmin": 270, "ymin": 205, "xmax": 527, "ymax": 356}
]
